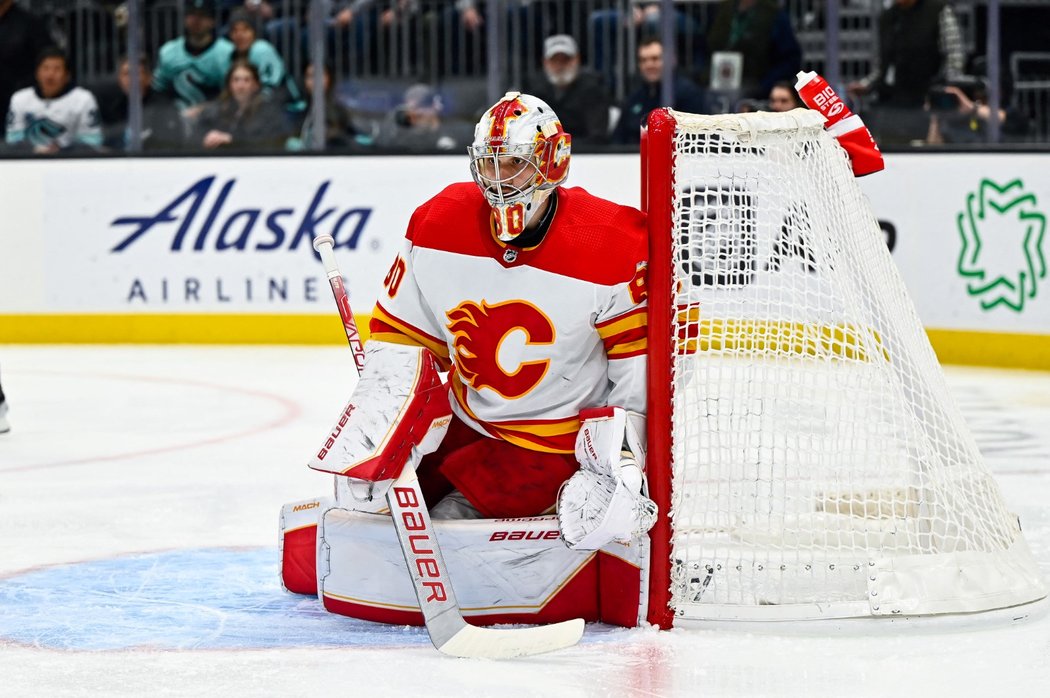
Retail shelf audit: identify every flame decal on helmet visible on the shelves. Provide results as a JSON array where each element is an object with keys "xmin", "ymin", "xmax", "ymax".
[{"xmin": 487, "ymin": 96, "xmax": 529, "ymax": 148}]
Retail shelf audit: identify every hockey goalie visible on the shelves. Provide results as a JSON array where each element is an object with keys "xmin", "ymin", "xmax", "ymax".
[{"xmin": 280, "ymin": 92, "xmax": 660, "ymax": 628}]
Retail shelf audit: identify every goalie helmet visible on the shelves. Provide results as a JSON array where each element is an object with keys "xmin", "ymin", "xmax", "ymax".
[{"xmin": 469, "ymin": 92, "xmax": 572, "ymax": 242}]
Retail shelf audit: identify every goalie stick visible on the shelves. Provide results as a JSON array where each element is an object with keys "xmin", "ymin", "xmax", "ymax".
[{"xmin": 312, "ymin": 234, "xmax": 585, "ymax": 659}]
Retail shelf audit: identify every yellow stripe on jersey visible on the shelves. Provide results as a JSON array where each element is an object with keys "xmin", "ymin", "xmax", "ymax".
[
  {"xmin": 607, "ymin": 337, "xmax": 648, "ymax": 358},
  {"xmin": 449, "ymin": 370, "xmax": 578, "ymax": 454},
  {"xmin": 368, "ymin": 331, "xmax": 425, "ymax": 348},
  {"xmin": 497, "ymin": 430, "xmax": 576, "ymax": 454},
  {"xmin": 596, "ymin": 308, "xmax": 648, "ymax": 339},
  {"xmin": 493, "ymin": 417, "xmax": 581, "ymax": 438},
  {"xmin": 372, "ymin": 304, "xmax": 450, "ymax": 359}
]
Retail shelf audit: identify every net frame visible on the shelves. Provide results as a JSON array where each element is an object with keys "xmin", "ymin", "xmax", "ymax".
[{"xmin": 642, "ymin": 108, "xmax": 1046, "ymax": 628}]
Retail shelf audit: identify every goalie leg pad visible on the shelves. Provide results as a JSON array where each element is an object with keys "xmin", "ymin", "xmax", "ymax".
[{"xmin": 315, "ymin": 507, "xmax": 650, "ymax": 627}]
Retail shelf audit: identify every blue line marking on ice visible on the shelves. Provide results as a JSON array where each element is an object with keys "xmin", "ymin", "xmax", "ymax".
[{"xmin": 0, "ymin": 547, "xmax": 433, "ymax": 651}]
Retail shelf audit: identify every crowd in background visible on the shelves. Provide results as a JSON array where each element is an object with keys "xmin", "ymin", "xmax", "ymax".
[{"xmin": 1, "ymin": 0, "xmax": 1046, "ymax": 156}]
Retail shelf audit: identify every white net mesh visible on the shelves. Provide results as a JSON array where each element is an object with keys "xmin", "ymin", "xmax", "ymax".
[{"xmin": 662, "ymin": 109, "xmax": 1045, "ymax": 620}]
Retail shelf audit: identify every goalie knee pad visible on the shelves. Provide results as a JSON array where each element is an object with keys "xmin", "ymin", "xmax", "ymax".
[{"xmin": 309, "ymin": 343, "xmax": 453, "ymax": 502}]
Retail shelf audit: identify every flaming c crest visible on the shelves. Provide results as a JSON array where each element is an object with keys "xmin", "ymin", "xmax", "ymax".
[{"xmin": 446, "ymin": 299, "xmax": 555, "ymax": 400}]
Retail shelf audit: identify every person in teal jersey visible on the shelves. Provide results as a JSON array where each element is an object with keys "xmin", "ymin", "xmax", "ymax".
[
  {"xmin": 228, "ymin": 9, "xmax": 305, "ymax": 115},
  {"xmin": 152, "ymin": 0, "xmax": 234, "ymax": 112}
]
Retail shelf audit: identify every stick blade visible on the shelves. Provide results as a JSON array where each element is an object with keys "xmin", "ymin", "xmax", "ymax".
[{"xmin": 435, "ymin": 618, "xmax": 585, "ymax": 659}]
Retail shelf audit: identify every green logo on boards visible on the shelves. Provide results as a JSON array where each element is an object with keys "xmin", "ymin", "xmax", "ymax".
[{"xmin": 957, "ymin": 179, "xmax": 1047, "ymax": 312}]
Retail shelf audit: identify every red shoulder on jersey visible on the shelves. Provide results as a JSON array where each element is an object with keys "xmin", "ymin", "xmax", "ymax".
[
  {"xmin": 407, "ymin": 183, "xmax": 647, "ymax": 287},
  {"xmin": 405, "ymin": 182, "xmax": 490, "ymax": 247},
  {"xmin": 530, "ymin": 187, "xmax": 647, "ymax": 286}
]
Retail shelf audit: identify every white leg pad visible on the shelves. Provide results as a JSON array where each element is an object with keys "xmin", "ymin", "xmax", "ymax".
[{"xmin": 315, "ymin": 507, "xmax": 650, "ymax": 627}]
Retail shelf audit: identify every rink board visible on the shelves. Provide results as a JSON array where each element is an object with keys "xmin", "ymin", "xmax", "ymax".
[{"xmin": 0, "ymin": 152, "xmax": 1047, "ymax": 368}]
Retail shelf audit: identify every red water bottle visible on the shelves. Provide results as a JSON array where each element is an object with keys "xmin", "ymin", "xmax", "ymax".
[
  {"xmin": 794, "ymin": 71, "xmax": 885, "ymax": 177},
  {"xmin": 795, "ymin": 71, "xmax": 853, "ymax": 127}
]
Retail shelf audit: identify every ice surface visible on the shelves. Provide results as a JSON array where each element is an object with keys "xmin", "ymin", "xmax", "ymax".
[{"xmin": 0, "ymin": 347, "xmax": 1048, "ymax": 697}]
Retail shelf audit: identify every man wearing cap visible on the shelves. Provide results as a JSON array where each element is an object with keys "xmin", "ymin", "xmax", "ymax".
[
  {"xmin": 526, "ymin": 34, "xmax": 613, "ymax": 146},
  {"xmin": 153, "ymin": 0, "xmax": 234, "ymax": 113}
]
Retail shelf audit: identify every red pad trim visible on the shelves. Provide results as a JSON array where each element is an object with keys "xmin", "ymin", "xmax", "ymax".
[
  {"xmin": 598, "ymin": 550, "xmax": 644, "ymax": 628},
  {"xmin": 579, "ymin": 406, "xmax": 617, "ymax": 422},
  {"xmin": 281, "ymin": 525, "xmax": 318, "ymax": 596}
]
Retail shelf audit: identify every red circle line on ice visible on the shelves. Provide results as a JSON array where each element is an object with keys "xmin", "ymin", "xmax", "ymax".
[{"xmin": 0, "ymin": 369, "xmax": 302, "ymax": 473}]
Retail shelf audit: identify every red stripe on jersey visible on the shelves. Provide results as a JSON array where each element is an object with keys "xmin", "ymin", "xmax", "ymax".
[
  {"xmin": 607, "ymin": 346, "xmax": 647, "ymax": 360},
  {"xmin": 409, "ymin": 183, "xmax": 647, "ymax": 287},
  {"xmin": 371, "ymin": 302, "xmax": 449, "ymax": 359},
  {"xmin": 603, "ymin": 326, "xmax": 647, "ymax": 353},
  {"xmin": 595, "ymin": 305, "xmax": 647, "ymax": 333}
]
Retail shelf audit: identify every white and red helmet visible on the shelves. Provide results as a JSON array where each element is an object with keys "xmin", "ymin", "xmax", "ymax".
[{"xmin": 469, "ymin": 92, "xmax": 572, "ymax": 242}]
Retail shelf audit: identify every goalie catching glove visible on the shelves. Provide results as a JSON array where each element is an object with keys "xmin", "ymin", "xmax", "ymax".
[{"xmin": 558, "ymin": 407, "xmax": 657, "ymax": 551}]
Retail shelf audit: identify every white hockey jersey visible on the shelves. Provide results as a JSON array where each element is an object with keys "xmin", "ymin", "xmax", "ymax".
[
  {"xmin": 5, "ymin": 85, "xmax": 102, "ymax": 150},
  {"xmin": 369, "ymin": 183, "xmax": 648, "ymax": 454}
]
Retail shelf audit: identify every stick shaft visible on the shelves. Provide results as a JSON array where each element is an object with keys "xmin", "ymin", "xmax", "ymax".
[{"xmin": 313, "ymin": 236, "xmax": 366, "ymax": 372}]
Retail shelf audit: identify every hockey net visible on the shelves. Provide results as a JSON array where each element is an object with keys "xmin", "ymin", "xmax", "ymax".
[{"xmin": 642, "ymin": 108, "xmax": 1046, "ymax": 626}]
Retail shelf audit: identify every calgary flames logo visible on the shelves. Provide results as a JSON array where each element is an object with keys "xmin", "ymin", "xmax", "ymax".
[{"xmin": 446, "ymin": 299, "xmax": 555, "ymax": 399}]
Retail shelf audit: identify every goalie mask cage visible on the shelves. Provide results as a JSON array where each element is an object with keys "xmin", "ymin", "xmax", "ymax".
[{"xmin": 642, "ymin": 108, "xmax": 1046, "ymax": 628}]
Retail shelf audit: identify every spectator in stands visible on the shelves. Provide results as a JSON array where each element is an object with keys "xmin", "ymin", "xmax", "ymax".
[
  {"xmin": 96, "ymin": 55, "xmax": 184, "ymax": 152},
  {"xmin": 768, "ymin": 80, "xmax": 803, "ymax": 112},
  {"xmin": 261, "ymin": 1, "xmax": 386, "ymax": 68},
  {"xmin": 926, "ymin": 78, "xmax": 1030, "ymax": 144},
  {"xmin": 612, "ymin": 38, "xmax": 707, "ymax": 145},
  {"xmin": 195, "ymin": 59, "xmax": 289, "ymax": 151},
  {"xmin": 425, "ymin": 0, "xmax": 486, "ymax": 75},
  {"xmin": 848, "ymin": 0, "xmax": 964, "ymax": 108},
  {"xmin": 228, "ymin": 9, "xmax": 305, "ymax": 114},
  {"xmin": 5, "ymin": 48, "xmax": 102, "ymax": 154},
  {"xmin": 589, "ymin": 2, "xmax": 706, "ymax": 86},
  {"xmin": 375, "ymin": 83, "xmax": 473, "ymax": 151},
  {"xmin": 525, "ymin": 35, "xmax": 612, "ymax": 146},
  {"xmin": 0, "ymin": 0, "xmax": 54, "ymax": 139},
  {"xmin": 236, "ymin": 0, "xmax": 303, "ymax": 57},
  {"xmin": 287, "ymin": 61, "xmax": 370, "ymax": 151},
  {"xmin": 847, "ymin": 0, "xmax": 965, "ymax": 144},
  {"xmin": 153, "ymin": 0, "xmax": 234, "ymax": 113},
  {"xmin": 705, "ymin": 0, "xmax": 802, "ymax": 99}
]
